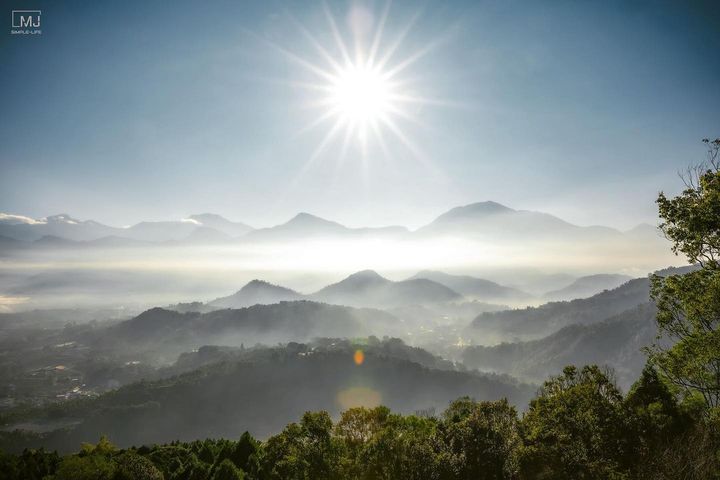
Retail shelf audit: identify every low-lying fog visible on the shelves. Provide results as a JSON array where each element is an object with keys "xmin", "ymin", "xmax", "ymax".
[{"xmin": 0, "ymin": 234, "xmax": 681, "ymax": 312}]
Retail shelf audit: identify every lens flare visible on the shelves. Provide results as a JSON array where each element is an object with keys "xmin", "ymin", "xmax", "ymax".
[
  {"xmin": 337, "ymin": 386, "xmax": 381, "ymax": 410},
  {"xmin": 353, "ymin": 349, "xmax": 365, "ymax": 365}
]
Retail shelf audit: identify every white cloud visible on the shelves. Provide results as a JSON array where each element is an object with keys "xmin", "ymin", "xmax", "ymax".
[{"xmin": 0, "ymin": 213, "xmax": 46, "ymax": 225}]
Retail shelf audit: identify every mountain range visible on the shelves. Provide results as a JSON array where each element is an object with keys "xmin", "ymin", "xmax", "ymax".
[
  {"xmin": 0, "ymin": 212, "xmax": 252, "ymax": 244},
  {"xmin": 206, "ymin": 271, "xmax": 462, "ymax": 309},
  {"xmin": 0, "ymin": 202, "xmax": 664, "ymax": 246},
  {"xmin": 182, "ymin": 269, "xmax": 641, "ymax": 313}
]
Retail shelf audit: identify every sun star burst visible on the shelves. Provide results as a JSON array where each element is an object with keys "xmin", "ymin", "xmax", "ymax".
[{"xmin": 273, "ymin": 2, "xmax": 440, "ymax": 162}]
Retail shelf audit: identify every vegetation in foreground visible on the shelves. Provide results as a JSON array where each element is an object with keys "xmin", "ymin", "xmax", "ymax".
[{"xmin": 0, "ymin": 363, "xmax": 718, "ymax": 479}]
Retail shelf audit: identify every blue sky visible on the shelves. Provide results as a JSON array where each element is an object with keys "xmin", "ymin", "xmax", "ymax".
[{"xmin": 1, "ymin": 0, "xmax": 718, "ymax": 229}]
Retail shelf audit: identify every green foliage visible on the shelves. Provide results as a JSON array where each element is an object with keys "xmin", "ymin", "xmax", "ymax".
[
  {"xmin": 1, "ymin": 374, "xmax": 719, "ymax": 480},
  {"xmin": 652, "ymin": 139, "xmax": 720, "ymax": 411},
  {"xmin": 0, "ymin": 448, "xmax": 60, "ymax": 480},
  {"xmin": 212, "ymin": 458, "xmax": 245, "ymax": 480},
  {"xmin": 355, "ymin": 413, "xmax": 438, "ymax": 480},
  {"xmin": 80, "ymin": 435, "xmax": 117, "ymax": 457},
  {"xmin": 51, "ymin": 454, "xmax": 117, "ymax": 480},
  {"xmin": 146, "ymin": 445, "xmax": 191, "ymax": 479},
  {"xmin": 262, "ymin": 411, "xmax": 345, "ymax": 480},
  {"xmin": 227, "ymin": 431, "xmax": 260, "ymax": 476},
  {"xmin": 439, "ymin": 398, "xmax": 520, "ymax": 479},
  {"xmin": 518, "ymin": 366, "xmax": 630, "ymax": 479},
  {"xmin": 113, "ymin": 451, "xmax": 163, "ymax": 480},
  {"xmin": 656, "ymin": 138, "xmax": 720, "ymax": 267},
  {"xmin": 649, "ymin": 267, "xmax": 720, "ymax": 408}
]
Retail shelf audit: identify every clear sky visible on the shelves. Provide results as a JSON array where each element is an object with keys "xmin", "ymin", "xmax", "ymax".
[{"xmin": 1, "ymin": 0, "xmax": 718, "ymax": 230}]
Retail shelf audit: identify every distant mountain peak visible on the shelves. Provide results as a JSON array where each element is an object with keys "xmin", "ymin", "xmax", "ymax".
[
  {"xmin": 429, "ymin": 201, "xmax": 515, "ymax": 224},
  {"xmin": 45, "ymin": 214, "xmax": 81, "ymax": 224},
  {"xmin": 239, "ymin": 279, "xmax": 297, "ymax": 293},
  {"xmin": 209, "ymin": 279, "xmax": 302, "ymax": 308},
  {"xmin": 287, "ymin": 212, "xmax": 342, "ymax": 226},
  {"xmin": 189, "ymin": 213, "xmax": 228, "ymax": 222},
  {"xmin": 464, "ymin": 201, "xmax": 514, "ymax": 212},
  {"xmin": 346, "ymin": 269, "xmax": 386, "ymax": 281}
]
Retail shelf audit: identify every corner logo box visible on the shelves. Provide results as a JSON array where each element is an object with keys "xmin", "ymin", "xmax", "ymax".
[{"xmin": 11, "ymin": 10, "xmax": 41, "ymax": 34}]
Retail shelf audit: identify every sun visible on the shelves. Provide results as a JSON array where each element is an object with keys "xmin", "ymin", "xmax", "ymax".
[
  {"xmin": 265, "ymin": 2, "xmax": 442, "ymax": 160},
  {"xmin": 328, "ymin": 64, "xmax": 392, "ymax": 128}
]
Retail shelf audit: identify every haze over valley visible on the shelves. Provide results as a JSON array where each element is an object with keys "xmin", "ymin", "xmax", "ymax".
[{"xmin": 0, "ymin": 201, "xmax": 679, "ymax": 312}]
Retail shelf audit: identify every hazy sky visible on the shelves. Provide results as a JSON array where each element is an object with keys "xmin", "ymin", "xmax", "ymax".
[{"xmin": 1, "ymin": 0, "xmax": 719, "ymax": 230}]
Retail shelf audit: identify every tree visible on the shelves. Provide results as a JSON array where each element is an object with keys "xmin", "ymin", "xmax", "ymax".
[
  {"xmin": 356, "ymin": 414, "xmax": 439, "ymax": 480},
  {"xmin": 518, "ymin": 366, "xmax": 630, "ymax": 479},
  {"xmin": 649, "ymin": 268, "xmax": 720, "ymax": 408},
  {"xmin": 50, "ymin": 455, "xmax": 116, "ymax": 480},
  {"xmin": 113, "ymin": 452, "xmax": 163, "ymax": 480},
  {"xmin": 335, "ymin": 406, "xmax": 391, "ymax": 448},
  {"xmin": 299, "ymin": 411, "xmax": 342, "ymax": 480},
  {"xmin": 651, "ymin": 138, "xmax": 720, "ymax": 410},
  {"xmin": 261, "ymin": 411, "xmax": 343, "ymax": 480},
  {"xmin": 656, "ymin": 138, "xmax": 720, "ymax": 268},
  {"xmin": 439, "ymin": 398, "xmax": 520, "ymax": 480},
  {"xmin": 0, "ymin": 448, "xmax": 60, "ymax": 480},
  {"xmin": 229, "ymin": 431, "xmax": 260, "ymax": 476},
  {"xmin": 212, "ymin": 458, "xmax": 245, "ymax": 480}
]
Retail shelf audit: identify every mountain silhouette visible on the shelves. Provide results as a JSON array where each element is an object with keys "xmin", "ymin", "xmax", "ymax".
[
  {"xmin": 210, "ymin": 280, "xmax": 303, "ymax": 308},
  {"xmin": 311, "ymin": 270, "xmax": 461, "ymax": 307},
  {"xmin": 409, "ymin": 270, "xmax": 533, "ymax": 303}
]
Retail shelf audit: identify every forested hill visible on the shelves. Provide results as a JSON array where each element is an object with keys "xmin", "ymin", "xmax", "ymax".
[
  {"xmin": 0, "ymin": 340, "xmax": 533, "ymax": 453},
  {"xmin": 462, "ymin": 303, "xmax": 658, "ymax": 388},
  {"xmin": 93, "ymin": 301, "xmax": 405, "ymax": 360},
  {"xmin": 467, "ymin": 266, "xmax": 694, "ymax": 341}
]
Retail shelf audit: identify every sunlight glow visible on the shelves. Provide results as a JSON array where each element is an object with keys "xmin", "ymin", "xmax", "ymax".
[
  {"xmin": 328, "ymin": 65, "xmax": 392, "ymax": 132},
  {"xmin": 337, "ymin": 386, "xmax": 381, "ymax": 410},
  {"xmin": 271, "ymin": 3, "xmax": 440, "ymax": 159}
]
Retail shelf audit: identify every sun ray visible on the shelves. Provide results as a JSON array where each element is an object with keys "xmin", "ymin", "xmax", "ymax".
[
  {"xmin": 382, "ymin": 39, "xmax": 438, "ymax": 79},
  {"xmin": 373, "ymin": 9, "xmax": 423, "ymax": 71},
  {"xmin": 294, "ymin": 107, "xmax": 340, "ymax": 137},
  {"xmin": 286, "ymin": 12, "xmax": 346, "ymax": 75},
  {"xmin": 265, "ymin": 38, "xmax": 337, "ymax": 83},
  {"xmin": 309, "ymin": 115, "xmax": 346, "ymax": 162},
  {"xmin": 323, "ymin": 2, "xmax": 353, "ymax": 67},
  {"xmin": 367, "ymin": 0, "xmax": 392, "ymax": 67}
]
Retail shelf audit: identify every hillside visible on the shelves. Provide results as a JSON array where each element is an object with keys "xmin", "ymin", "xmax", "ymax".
[
  {"xmin": 99, "ymin": 301, "xmax": 405, "ymax": 360},
  {"xmin": 462, "ymin": 303, "xmax": 657, "ymax": 389},
  {"xmin": 467, "ymin": 276, "xmax": 652, "ymax": 342},
  {"xmin": 0, "ymin": 341, "xmax": 534, "ymax": 452},
  {"xmin": 542, "ymin": 273, "xmax": 633, "ymax": 301}
]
